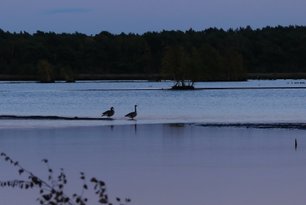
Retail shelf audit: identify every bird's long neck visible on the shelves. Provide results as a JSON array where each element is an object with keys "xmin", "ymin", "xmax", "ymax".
[{"xmin": 135, "ymin": 106, "xmax": 137, "ymax": 113}]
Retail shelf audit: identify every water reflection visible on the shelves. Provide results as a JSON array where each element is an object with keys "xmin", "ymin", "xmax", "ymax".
[{"xmin": 0, "ymin": 124, "xmax": 306, "ymax": 205}]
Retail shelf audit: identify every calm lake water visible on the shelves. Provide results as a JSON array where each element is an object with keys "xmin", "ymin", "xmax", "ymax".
[
  {"xmin": 0, "ymin": 79, "xmax": 306, "ymax": 127},
  {"xmin": 0, "ymin": 124, "xmax": 306, "ymax": 205},
  {"xmin": 0, "ymin": 80, "xmax": 306, "ymax": 205}
]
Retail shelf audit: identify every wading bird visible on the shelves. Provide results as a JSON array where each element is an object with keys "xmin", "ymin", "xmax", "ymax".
[
  {"xmin": 101, "ymin": 107, "xmax": 115, "ymax": 118},
  {"xmin": 125, "ymin": 105, "xmax": 137, "ymax": 120}
]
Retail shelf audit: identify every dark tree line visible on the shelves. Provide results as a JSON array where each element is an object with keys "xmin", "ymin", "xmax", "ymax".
[{"xmin": 1, "ymin": 25, "xmax": 306, "ymax": 82}]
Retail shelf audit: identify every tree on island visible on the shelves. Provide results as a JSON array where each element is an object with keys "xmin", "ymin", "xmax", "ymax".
[
  {"xmin": 161, "ymin": 42, "xmax": 247, "ymax": 89},
  {"xmin": 161, "ymin": 45, "xmax": 198, "ymax": 89},
  {"xmin": 37, "ymin": 59, "xmax": 55, "ymax": 83}
]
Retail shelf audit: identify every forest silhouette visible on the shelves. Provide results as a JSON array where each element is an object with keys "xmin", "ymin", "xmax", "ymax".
[{"xmin": 1, "ymin": 26, "xmax": 306, "ymax": 82}]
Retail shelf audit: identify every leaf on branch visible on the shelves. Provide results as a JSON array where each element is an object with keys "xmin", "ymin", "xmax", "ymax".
[
  {"xmin": 91, "ymin": 177, "xmax": 98, "ymax": 183},
  {"xmin": 99, "ymin": 198, "xmax": 108, "ymax": 204},
  {"xmin": 31, "ymin": 176, "xmax": 40, "ymax": 185},
  {"xmin": 100, "ymin": 192, "xmax": 107, "ymax": 198},
  {"xmin": 99, "ymin": 181, "xmax": 105, "ymax": 186},
  {"xmin": 18, "ymin": 169, "xmax": 24, "ymax": 175},
  {"xmin": 64, "ymin": 197, "xmax": 70, "ymax": 203},
  {"xmin": 42, "ymin": 194, "xmax": 51, "ymax": 201}
]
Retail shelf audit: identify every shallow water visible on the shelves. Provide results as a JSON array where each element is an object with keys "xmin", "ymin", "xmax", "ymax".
[
  {"xmin": 1, "ymin": 80, "xmax": 306, "ymax": 204},
  {"xmin": 0, "ymin": 79, "xmax": 306, "ymax": 127},
  {"xmin": 0, "ymin": 124, "xmax": 306, "ymax": 205}
]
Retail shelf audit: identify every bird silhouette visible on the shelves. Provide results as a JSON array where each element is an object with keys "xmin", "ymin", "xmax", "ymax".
[
  {"xmin": 125, "ymin": 105, "xmax": 137, "ymax": 120},
  {"xmin": 101, "ymin": 107, "xmax": 115, "ymax": 118}
]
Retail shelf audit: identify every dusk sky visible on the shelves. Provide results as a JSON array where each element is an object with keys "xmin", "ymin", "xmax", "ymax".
[{"xmin": 1, "ymin": 0, "xmax": 306, "ymax": 34}]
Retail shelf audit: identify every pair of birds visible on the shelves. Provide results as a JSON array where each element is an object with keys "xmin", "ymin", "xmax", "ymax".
[{"xmin": 101, "ymin": 105, "xmax": 137, "ymax": 119}]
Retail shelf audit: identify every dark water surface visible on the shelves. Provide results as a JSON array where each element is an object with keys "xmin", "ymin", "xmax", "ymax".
[{"xmin": 1, "ymin": 124, "xmax": 306, "ymax": 205}]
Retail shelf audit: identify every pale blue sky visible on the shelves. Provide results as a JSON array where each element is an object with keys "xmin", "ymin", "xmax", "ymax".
[{"xmin": 1, "ymin": 0, "xmax": 306, "ymax": 34}]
